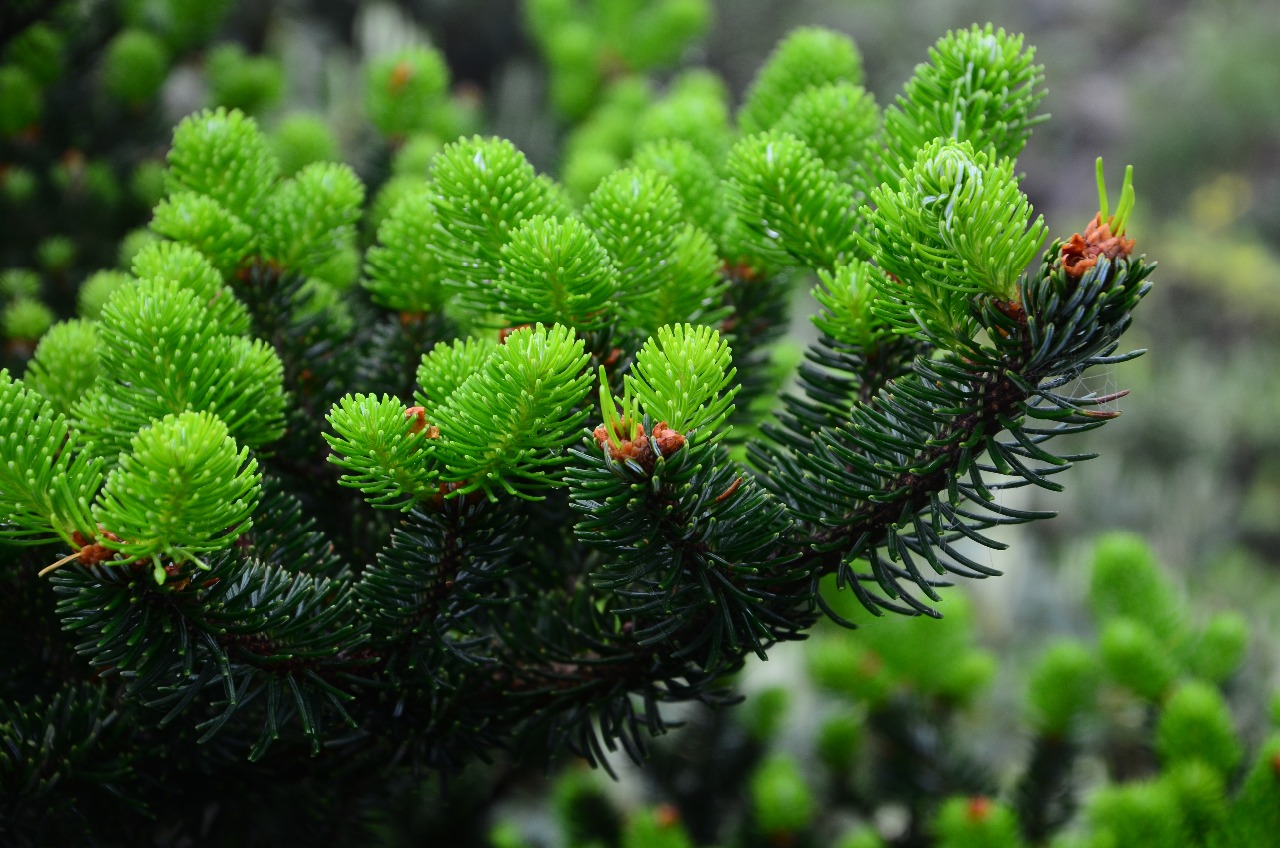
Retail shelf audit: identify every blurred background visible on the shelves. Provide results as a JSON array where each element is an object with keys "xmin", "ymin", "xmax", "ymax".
[{"xmin": 2, "ymin": 0, "xmax": 1279, "ymax": 843}]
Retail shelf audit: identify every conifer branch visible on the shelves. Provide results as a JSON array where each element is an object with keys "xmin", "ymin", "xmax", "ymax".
[{"xmin": 1, "ymin": 17, "xmax": 1175, "ymax": 831}]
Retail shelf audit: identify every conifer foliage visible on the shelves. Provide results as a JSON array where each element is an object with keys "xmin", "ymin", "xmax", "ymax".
[{"xmin": 1, "ymin": 18, "xmax": 1168, "ymax": 842}]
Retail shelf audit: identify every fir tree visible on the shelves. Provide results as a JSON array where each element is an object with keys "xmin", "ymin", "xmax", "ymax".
[{"xmin": 5, "ymin": 11, "xmax": 1266, "ymax": 846}]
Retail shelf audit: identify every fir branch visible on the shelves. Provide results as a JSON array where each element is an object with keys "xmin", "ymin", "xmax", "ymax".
[
  {"xmin": 0, "ymin": 370, "xmax": 102, "ymax": 547},
  {"xmin": 430, "ymin": 324, "xmax": 594, "ymax": 500},
  {"xmin": 164, "ymin": 107, "xmax": 278, "ymax": 223},
  {"xmin": 779, "ymin": 251, "xmax": 1155, "ymax": 615},
  {"xmin": 879, "ymin": 24, "xmax": 1046, "ymax": 180},
  {"xmin": 0, "ymin": 681, "xmax": 136, "ymax": 832},
  {"xmin": 570, "ymin": 434, "xmax": 808, "ymax": 664},
  {"xmin": 324, "ymin": 393, "xmax": 439, "ymax": 510},
  {"xmin": 738, "ymin": 27, "xmax": 863, "ymax": 135},
  {"xmin": 0, "ymin": 19, "xmax": 1179, "ymax": 835},
  {"xmin": 497, "ymin": 215, "xmax": 620, "ymax": 331},
  {"xmin": 622, "ymin": 323, "xmax": 738, "ymax": 442},
  {"xmin": 724, "ymin": 131, "xmax": 862, "ymax": 270},
  {"xmin": 582, "ymin": 167, "xmax": 685, "ymax": 298},
  {"xmin": 91, "ymin": 410, "xmax": 261, "ymax": 580}
]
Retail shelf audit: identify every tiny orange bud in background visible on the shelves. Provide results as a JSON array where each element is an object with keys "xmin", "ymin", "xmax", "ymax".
[
  {"xmin": 654, "ymin": 804, "xmax": 681, "ymax": 829},
  {"xmin": 388, "ymin": 61, "xmax": 413, "ymax": 93},
  {"xmin": 499, "ymin": 324, "xmax": 532, "ymax": 343},
  {"xmin": 966, "ymin": 796, "xmax": 993, "ymax": 822}
]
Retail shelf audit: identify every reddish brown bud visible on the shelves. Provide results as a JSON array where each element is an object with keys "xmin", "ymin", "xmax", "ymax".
[
  {"xmin": 388, "ymin": 61, "xmax": 414, "ymax": 93},
  {"xmin": 654, "ymin": 804, "xmax": 681, "ymax": 829},
  {"xmin": 722, "ymin": 261, "xmax": 759, "ymax": 282},
  {"xmin": 61, "ymin": 148, "xmax": 86, "ymax": 170},
  {"xmin": 404, "ymin": 407, "xmax": 439, "ymax": 438},
  {"xmin": 594, "ymin": 420, "xmax": 687, "ymax": 473},
  {"xmin": 598, "ymin": 47, "xmax": 629, "ymax": 79},
  {"xmin": 994, "ymin": 299, "xmax": 1025, "ymax": 322},
  {"xmin": 427, "ymin": 480, "xmax": 484, "ymax": 508},
  {"xmin": 499, "ymin": 324, "xmax": 533, "ymax": 343},
  {"xmin": 76, "ymin": 543, "xmax": 114, "ymax": 567},
  {"xmin": 966, "ymin": 796, "xmax": 993, "ymax": 822},
  {"xmin": 651, "ymin": 422, "xmax": 686, "ymax": 458},
  {"xmin": 594, "ymin": 420, "xmax": 655, "ymax": 467},
  {"xmin": 1060, "ymin": 213, "xmax": 1136, "ymax": 279},
  {"xmin": 54, "ymin": 527, "xmax": 124, "ymax": 570}
]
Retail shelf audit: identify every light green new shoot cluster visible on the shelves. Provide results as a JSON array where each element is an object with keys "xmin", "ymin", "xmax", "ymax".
[
  {"xmin": 7, "ymin": 240, "xmax": 285, "ymax": 582},
  {"xmin": 364, "ymin": 185, "xmax": 444, "ymax": 314},
  {"xmin": 2, "ymin": 375, "xmax": 265, "ymax": 581},
  {"xmin": 92, "ymin": 411, "xmax": 260, "ymax": 582},
  {"xmin": 524, "ymin": 0, "xmax": 712, "ymax": 119},
  {"xmin": 880, "ymin": 24, "xmax": 1046, "ymax": 178},
  {"xmin": 324, "ymin": 394, "xmax": 440, "ymax": 510},
  {"xmin": 329, "ymin": 324, "xmax": 594, "ymax": 502},
  {"xmin": 595, "ymin": 323, "xmax": 738, "ymax": 452},
  {"xmin": 862, "ymin": 140, "xmax": 1046, "ymax": 348},
  {"xmin": 0, "ymin": 371, "xmax": 102, "ymax": 547},
  {"xmin": 431, "ymin": 325, "xmax": 593, "ymax": 498},
  {"xmin": 811, "ymin": 260, "xmax": 896, "ymax": 354},
  {"xmin": 155, "ymin": 107, "xmax": 364, "ymax": 283},
  {"xmin": 738, "ymin": 27, "xmax": 863, "ymax": 135},
  {"xmin": 497, "ymin": 215, "xmax": 619, "ymax": 331},
  {"xmin": 429, "ymin": 136, "xmax": 570, "ymax": 314},
  {"xmin": 724, "ymin": 131, "xmax": 862, "ymax": 270}
]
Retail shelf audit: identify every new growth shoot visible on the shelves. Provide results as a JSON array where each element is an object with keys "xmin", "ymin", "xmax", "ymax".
[
  {"xmin": 596, "ymin": 365, "xmax": 641, "ymax": 448},
  {"xmin": 1096, "ymin": 157, "xmax": 1137, "ymax": 235}
]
